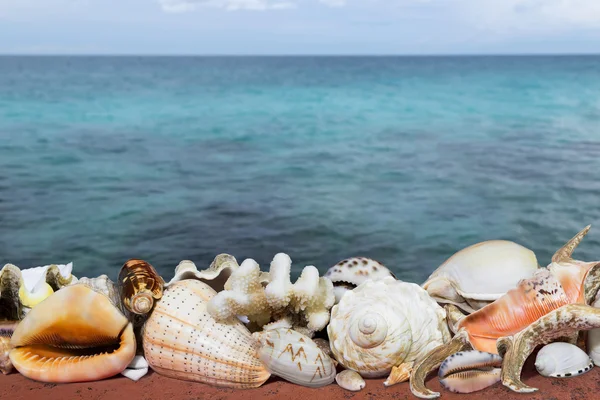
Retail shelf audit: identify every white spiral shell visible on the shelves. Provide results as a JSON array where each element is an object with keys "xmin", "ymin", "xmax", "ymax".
[
  {"xmin": 535, "ymin": 342, "xmax": 593, "ymax": 378},
  {"xmin": 327, "ymin": 277, "xmax": 450, "ymax": 378}
]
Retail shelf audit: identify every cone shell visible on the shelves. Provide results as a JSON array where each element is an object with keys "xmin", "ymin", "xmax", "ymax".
[
  {"xmin": 9, "ymin": 285, "xmax": 136, "ymax": 383},
  {"xmin": 254, "ymin": 328, "xmax": 336, "ymax": 388},
  {"xmin": 118, "ymin": 259, "xmax": 164, "ymax": 315},
  {"xmin": 142, "ymin": 280, "xmax": 271, "ymax": 389}
]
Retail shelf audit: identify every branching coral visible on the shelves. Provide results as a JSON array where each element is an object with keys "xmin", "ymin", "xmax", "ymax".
[{"xmin": 207, "ymin": 253, "xmax": 335, "ymax": 337}]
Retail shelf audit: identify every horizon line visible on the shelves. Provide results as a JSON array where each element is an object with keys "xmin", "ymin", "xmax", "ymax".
[{"xmin": 1, "ymin": 52, "xmax": 599, "ymax": 57}]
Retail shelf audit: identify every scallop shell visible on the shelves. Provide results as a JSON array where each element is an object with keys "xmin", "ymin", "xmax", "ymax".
[
  {"xmin": 328, "ymin": 277, "xmax": 450, "ymax": 378},
  {"xmin": 118, "ymin": 259, "xmax": 164, "ymax": 315},
  {"xmin": 9, "ymin": 284, "xmax": 136, "ymax": 383},
  {"xmin": 0, "ymin": 263, "xmax": 78, "ymax": 320},
  {"xmin": 438, "ymin": 350, "xmax": 502, "ymax": 394},
  {"xmin": 254, "ymin": 328, "xmax": 336, "ymax": 388},
  {"xmin": 0, "ymin": 321, "xmax": 18, "ymax": 374},
  {"xmin": 422, "ymin": 241, "xmax": 539, "ymax": 313},
  {"xmin": 165, "ymin": 254, "xmax": 242, "ymax": 292},
  {"xmin": 336, "ymin": 370, "xmax": 365, "ymax": 391},
  {"xmin": 324, "ymin": 257, "xmax": 396, "ymax": 304},
  {"xmin": 535, "ymin": 342, "xmax": 593, "ymax": 378},
  {"xmin": 142, "ymin": 279, "xmax": 271, "ymax": 389}
]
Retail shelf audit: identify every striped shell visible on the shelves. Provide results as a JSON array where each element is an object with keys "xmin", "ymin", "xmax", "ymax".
[
  {"xmin": 439, "ymin": 351, "xmax": 502, "ymax": 394},
  {"xmin": 118, "ymin": 259, "xmax": 164, "ymax": 315},
  {"xmin": 253, "ymin": 328, "xmax": 336, "ymax": 388},
  {"xmin": 142, "ymin": 280, "xmax": 270, "ymax": 389}
]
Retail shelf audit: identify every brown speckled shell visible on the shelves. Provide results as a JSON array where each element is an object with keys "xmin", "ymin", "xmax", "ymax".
[
  {"xmin": 118, "ymin": 259, "xmax": 164, "ymax": 315},
  {"xmin": 142, "ymin": 280, "xmax": 270, "ymax": 389}
]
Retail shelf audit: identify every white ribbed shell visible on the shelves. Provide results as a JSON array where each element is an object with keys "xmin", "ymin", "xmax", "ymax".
[
  {"xmin": 328, "ymin": 277, "xmax": 450, "ymax": 377},
  {"xmin": 143, "ymin": 280, "xmax": 270, "ymax": 389}
]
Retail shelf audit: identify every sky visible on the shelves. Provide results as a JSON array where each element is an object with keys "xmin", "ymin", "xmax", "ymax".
[{"xmin": 1, "ymin": 0, "xmax": 600, "ymax": 54}]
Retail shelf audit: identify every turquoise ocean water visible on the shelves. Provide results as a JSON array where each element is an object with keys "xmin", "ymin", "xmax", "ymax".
[{"xmin": 1, "ymin": 56, "xmax": 600, "ymax": 282}]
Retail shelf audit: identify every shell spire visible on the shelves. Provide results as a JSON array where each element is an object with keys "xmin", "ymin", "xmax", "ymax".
[
  {"xmin": 552, "ymin": 225, "xmax": 591, "ymax": 263},
  {"xmin": 118, "ymin": 259, "xmax": 164, "ymax": 315}
]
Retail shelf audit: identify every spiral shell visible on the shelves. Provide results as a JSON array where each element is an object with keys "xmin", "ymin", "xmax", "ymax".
[
  {"xmin": 328, "ymin": 277, "xmax": 450, "ymax": 378},
  {"xmin": 118, "ymin": 259, "xmax": 164, "ymax": 315}
]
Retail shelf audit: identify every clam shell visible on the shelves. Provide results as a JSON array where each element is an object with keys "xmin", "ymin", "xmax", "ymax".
[
  {"xmin": 325, "ymin": 258, "xmax": 396, "ymax": 303},
  {"xmin": 118, "ymin": 259, "xmax": 164, "ymax": 315},
  {"xmin": 254, "ymin": 328, "xmax": 336, "ymax": 388},
  {"xmin": 165, "ymin": 254, "xmax": 241, "ymax": 292},
  {"xmin": 143, "ymin": 280, "xmax": 271, "ymax": 389},
  {"xmin": 328, "ymin": 277, "xmax": 450, "ymax": 378},
  {"xmin": 535, "ymin": 342, "xmax": 593, "ymax": 378},
  {"xmin": 336, "ymin": 370, "xmax": 365, "ymax": 391},
  {"xmin": 9, "ymin": 285, "xmax": 136, "ymax": 383},
  {"xmin": 422, "ymin": 241, "xmax": 538, "ymax": 313}
]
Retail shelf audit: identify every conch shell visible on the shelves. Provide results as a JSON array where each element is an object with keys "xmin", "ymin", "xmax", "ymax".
[
  {"xmin": 143, "ymin": 279, "xmax": 271, "ymax": 389},
  {"xmin": 328, "ymin": 277, "xmax": 450, "ymax": 379},
  {"xmin": 118, "ymin": 259, "xmax": 164, "ymax": 315},
  {"xmin": 9, "ymin": 284, "xmax": 136, "ymax": 383},
  {"xmin": 253, "ymin": 328, "xmax": 336, "ymax": 388}
]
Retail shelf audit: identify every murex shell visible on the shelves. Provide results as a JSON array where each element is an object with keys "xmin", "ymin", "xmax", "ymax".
[
  {"xmin": 325, "ymin": 257, "xmax": 396, "ymax": 304},
  {"xmin": 9, "ymin": 284, "xmax": 136, "ymax": 383},
  {"xmin": 118, "ymin": 259, "xmax": 164, "ymax": 315},
  {"xmin": 422, "ymin": 240, "xmax": 539, "ymax": 313},
  {"xmin": 535, "ymin": 342, "xmax": 594, "ymax": 378},
  {"xmin": 253, "ymin": 328, "xmax": 336, "ymax": 388},
  {"xmin": 142, "ymin": 279, "xmax": 271, "ymax": 389},
  {"xmin": 328, "ymin": 277, "xmax": 450, "ymax": 377},
  {"xmin": 0, "ymin": 263, "xmax": 78, "ymax": 320}
]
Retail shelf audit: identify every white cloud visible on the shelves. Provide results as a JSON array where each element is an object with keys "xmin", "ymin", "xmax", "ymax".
[
  {"xmin": 158, "ymin": 0, "xmax": 295, "ymax": 12},
  {"xmin": 319, "ymin": 0, "xmax": 346, "ymax": 7}
]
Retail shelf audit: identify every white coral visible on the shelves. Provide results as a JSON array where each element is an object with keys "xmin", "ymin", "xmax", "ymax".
[{"xmin": 208, "ymin": 253, "xmax": 335, "ymax": 336}]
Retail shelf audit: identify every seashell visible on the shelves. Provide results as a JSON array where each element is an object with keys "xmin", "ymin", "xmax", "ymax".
[
  {"xmin": 165, "ymin": 254, "xmax": 243, "ymax": 292},
  {"xmin": 535, "ymin": 342, "xmax": 593, "ymax": 378},
  {"xmin": 118, "ymin": 259, "xmax": 164, "ymax": 315},
  {"xmin": 254, "ymin": 328, "xmax": 336, "ymax": 388},
  {"xmin": 336, "ymin": 370, "xmax": 365, "ymax": 392},
  {"xmin": 325, "ymin": 257, "xmax": 396, "ymax": 304},
  {"xmin": 0, "ymin": 262, "xmax": 78, "ymax": 320},
  {"xmin": 0, "ymin": 321, "xmax": 18, "ymax": 374},
  {"xmin": 143, "ymin": 279, "xmax": 271, "ymax": 389},
  {"xmin": 75, "ymin": 275, "xmax": 121, "ymax": 308},
  {"xmin": 9, "ymin": 284, "xmax": 136, "ymax": 383},
  {"xmin": 438, "ymin": 350, "xmax": 502, "ymax": 394},
  {"xmin": 313, "ymin": 338, "xmax": 333, "ymax": 358},
  {"xmin": 587, "ymin": 296, "xmax": 600, "ymax": 366},
  {"xmin": 423, "ymin": 241, "xmax": 539, "ymax": 314},
  {"xmin": 328, "ymin": 277, "xmax": 450, "ymax": 378}
]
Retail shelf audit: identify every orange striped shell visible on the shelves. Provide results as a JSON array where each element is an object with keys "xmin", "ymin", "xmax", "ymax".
[{"xmin": 118, "ymin": 259, "xmax": 164, "ymax": 315}]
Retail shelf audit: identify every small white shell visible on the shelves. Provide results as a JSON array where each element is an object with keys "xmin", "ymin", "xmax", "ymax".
[
  {"xmin": 336, "ymin": 370, "xmax": 365, "ymax": 391},
  {"xmin": 422, "ymin": 241, "xmax": 538, "ymax": 313},
  {"xmin": 535, "ymin": 342, "xmax": 593, "ymax": 378},
  {"xmin": 328, "ymin": 278, "xmax": 450, "ymax": 378},
  {"xmin": 325, "ymin": 258, "xmax": 396, "ymax": 303},
  {"xmin": 254, "ymin": 328, "xmax": 336, "ymax": 388}
]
